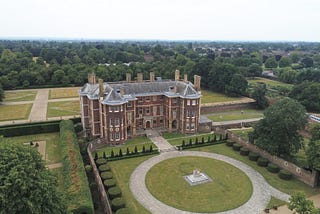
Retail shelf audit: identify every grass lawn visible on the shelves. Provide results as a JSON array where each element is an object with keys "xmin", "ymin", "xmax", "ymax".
[
  {"xmin": 201, "ymin": 90, "xmax": 243, "ymax": 104},
  {"xmin": 191, "ymin": 144, "xmax": 319, "ymax": 196},
  {"xmin": 267, "ymin": 196, "xmax": 287, "ymax": 209},
  {"xmin": 229, "ymin": 128, "xmax": 254, "ymax": 141},
  {"xmin": 0, "ymin": 104, "xmax": 32, "ymax": 121},
  {"xmin": 95, "ymin": 136, "xmax": 154, "ymax": 157},
  {"xmin": 109, "ymin": 155, "xmax": 155, "ymax": 214},
  {"xmin": 47, "ymin": 100, "xmax": 80, "ymax": 117},
  {"xmin": 51, "ymin": 167, "xmax": 64, "ymax": 191},
  {"xmin": 7, "ymin": 133, "xmax": 62, "ymax": 164},
  {"xmin": 164, "ymin": 133, "xmax": 213, "ymax": 146},
  {"xmin": 3, "ymin": 90, "xmax": 37, "ymax": 102},
  {"xmin": 207, "ymin": 109, "xmax": 264, "ymax": 122},
  {"xmin": 49, "ymin": 87, "xmax": 79, "ymax": 99},
  {"xmin": 248, "ymin": 77, "xmax": 293, "ymax": 88},
  {"xmin": 146, "ymin": 156, "xmax": 252, "ymax": 213}
]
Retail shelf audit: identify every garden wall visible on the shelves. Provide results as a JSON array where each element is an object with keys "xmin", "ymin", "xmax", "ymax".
[
  {"xmin": 200, "ymin": 101, "xmax": 256, "ymax": 114},
  {"xmin": 214, "ymin": 127, "xmax": 318, "ymax": 187},
  {"xmin": 87, "ymin": 144, "xmax": 112, "ymax": 214}
]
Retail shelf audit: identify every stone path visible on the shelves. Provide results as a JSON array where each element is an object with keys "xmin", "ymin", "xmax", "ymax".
[
  {"xmin": 29, "ymin": 89, "xmax": 49, "ymax": 121},
  {"xmin": 130, "ymin": 151, "xmax": 290, "ymax": 214},
  {"xmin": 145, "ymin": 130, "xmax": 176, "ymax": 152}
]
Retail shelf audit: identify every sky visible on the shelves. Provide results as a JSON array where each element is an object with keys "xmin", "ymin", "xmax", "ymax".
[{"xmin": 1, "ymin": 0, "xmax": 320, "ymax": 41}]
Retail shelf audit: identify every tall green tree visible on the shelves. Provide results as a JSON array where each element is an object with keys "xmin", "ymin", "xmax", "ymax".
[
  {"xmin": 265, "ymin": 56, "xmax": 278, "ymax": 69},
  {"xmin": 0, "ymin": 83, "xmax": 4, "ymax": 102},
  {"xmin": 0, "ymin": 141, "xmax": 66, "ymax": 213},
  {"xmin": 251, "ymin": 83, "xmax": 269, "ymax": 109},
  {"xmin": 306, "ymin": 124, "xmax": 320, "ymax": 170},
  {"xmin": 251, "ymin": 97, "xmax": 308, "ymax": 157},
  {"xmin": 288, "ymin": 192, "xmax": 320, "ymax": 214},
  {"xmin": 289, "ymin": 81, "xmax": 320, "ymax": 111},
  {"xmin": 279, "ymin": 56, "xmax": 292, "ymax": 68},
  {"xmin": 225, "ymin": 74, "xmax": 248, "ymax": 96}
]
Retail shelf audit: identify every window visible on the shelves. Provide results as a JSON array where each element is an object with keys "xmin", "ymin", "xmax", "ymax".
[
  {"xmin": 160, "ymin": 118, "xmax": 163, "ymax": 124},
  {"xmin": 192, "ymin": 100, "xmax": 196, "ymax": 105},
  {"xmin": 109, "ymin": 118, "xmax": 113, "ymax": 126},
  {"xmin": 115, "ymin": 132, "xmax": 120, "ymax": 140},
  {"xmin": 146, "ymin": 96, "xmax": 150, "ymax": 102},
  {"xmin": 109, "ymin": 106, "xmax": 120, "ymax": 112},
  {"xmin": 191, "ymin": 123, "xmax": 195, "ymax": 130},
  {"xmin": 159, "ymin": 96, "xmax": 163, "ymax": 101},
  {"xmin": 172, "ymin": 109, "xmax": 177, "ymax": 118},
  {"xmin": 110, "ymin": 133, "xmax": 114, "ymax": 141},
  {"xmin": 153, "ymin": 106, "xmax": 157, "ymax": 115},
  {"xmin": 173, "ymin": 98, "xmax": 177, "ymax": 104},
  {"xmin": 187, "ymin": 100, "xmax": 190, "ymax": 105},
  {"xmin": 191, "ymin": 110, "xmax": 196, "ymax": 118},
  {"xmin": 146, "ymin": 107, "xmax": 150, "ymax": 115},
  {"xmin": 186, "ymin": 123, "xmax": 190, "ymax": 130},
  {"xmin": 159, "ymin": 106, "xmax": 163, "ymax": 115},
  {"xmin": 138, "ymin": 97, "xmax": 143, "ymax": 103},
  {"xmin": 153, "ymin": 96, "xmax": 157, "ymax": 101},
  {"xmin": 115, "ymin": 118, "xmax": 120, "ymax": 126},
  {"xmin": 138, "ymin": 107, "xmax": 143, "ymax": 114},
  {"xmin": 186, "ymin": 110, "xmax": 190, "ymax": 118},
  {"xmin": 127, "ymin": 102, "xmax": 132, "ymax": 107},
  {"xmin": 138, "ymin": 120, "xmax": 143, "ymax": 126},
  {"xmin": 153, "ymin": 120, "xmax": 157, "ymax": 125}
]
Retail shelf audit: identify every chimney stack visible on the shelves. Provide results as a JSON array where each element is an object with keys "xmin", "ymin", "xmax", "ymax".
[
  {"xmin": 150, "ymin": 72, "xmax": 155, "ymax": 82},
  {"xmin": 88, "ymin": 73, "xmax": 96, "ymax": 84},
  {"xmin": 120, "ymin": 87, "xmax": 124, "ymax": 96},
  {"xmin": 137, "ymin": 73, "xmax": 143, "ymax": 82},
  {"xmin": 184, "ymin": 74, "xmax": 188, "ymax": 83},
  {"xmin": 98, "ymin": 79, "xmax": 104, "ymax": 97},
  {"xmin": 175, "ymin": 70, "xmax": 180, "ymax": 81},
  {"xmin": 193, "ymin": 75, "xmax": 201, "ymax": 91},
  {"xmin": 126, "ymin": 73, "xmax": 131, "ymax": 83}
]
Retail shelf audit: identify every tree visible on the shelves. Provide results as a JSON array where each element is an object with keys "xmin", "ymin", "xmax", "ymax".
[
  {"xmin": 301, "ymin": 57, "xmax": 314, "ymax": 68},
  {"xmin": 0, "ymin": 83, "xmax": 4, "ymax": 102},
  {"xmin": 265, "ymin": 56, "xmax": 278, "ymax": 68},
  {"xmin": 251, "ymin": 97, "xmax": 308, "ymax": 157},
  {"xmin": 279, "ymin": 56, "xmax": 292, "ymax": 68},
  {"xmin": 251, "ymin": 83, "xmax": 269, "ymax": 109},
  {"xmin": 288, "ymin": 192, "xmax": 320, "ymax": 214},
  {"xmin": 306, "ymin": 124, "xmax": 320, "ymax": 170},
  {"xmin": 289, "ymin": 82, "xmax": 320, "ymax": 112},
  {"xmin": 0, "ymin": 141, "xmax": 66, "ymax": 213},
  {"xmin": 225, "ymin": 74, "xmax": 248, "ymax": 96}
]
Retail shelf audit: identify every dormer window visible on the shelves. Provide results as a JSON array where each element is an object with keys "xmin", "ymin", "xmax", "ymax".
[{"xmin": 169, "ymin": 86, "xmax": 174, "ymax": 90}]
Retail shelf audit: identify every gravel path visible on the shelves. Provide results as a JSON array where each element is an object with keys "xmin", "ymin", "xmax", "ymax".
[{"xmin": 130, "ymin": 151, "xmax": 290, "ymax": 214}]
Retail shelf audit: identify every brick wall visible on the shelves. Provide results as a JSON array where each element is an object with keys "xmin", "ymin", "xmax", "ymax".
[
  {"xmin": 200, "ymin": 102, "xmax": 256, "ymax": 114},
  {"xmin": 214, "ymin": 127, "xmax": 318, "ymax": 187}
]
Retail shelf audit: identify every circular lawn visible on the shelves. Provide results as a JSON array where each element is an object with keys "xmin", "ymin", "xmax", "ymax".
[{"xmin": 145, "ymin": 156, "xmax": 253, "ymax": 213}]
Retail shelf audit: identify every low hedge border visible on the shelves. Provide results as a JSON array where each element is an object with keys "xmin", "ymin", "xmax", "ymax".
[
  {"xmin": 248, "ymin": 152, "xmax": 260, "ymax": 161},
  {"xmin": 232, "ymin": 143, "xmax": 242, "ymax": 151},
  {"xmin": 108, "ymin": 187, "xmax": 122, "ymax": 200},
  {"xmin": 257, "ymin": 157, "xmax": 269, "ymax": 167},
  {"xmin": 101, "ymin": 171, "xmax": 113, "ymax": 180},
  {"xmin": 240, "ymin": 147, "xmax": 249, "ymax": 156},
  {"xmin": 278, "ymin": 170, "xmax": 292, "ymax": 180},
  {"xmin": 178, "ymin": 140, "xmax": 227, "ymax": 150},
  {"xmin": 111, "ymin": 197, "xmax": 126, "ymax": 212},
  {"xmin": 98, "ymin": 164, "xmax": 111, "ymax": 172},
  {"xmin": 116, "ymin": 208, "xmax": 130, "ymax": 214},
  {"xmin": 107, "ymin": 150, "xmax": 159, "ymax": 161},
  {"xmin": 103, "ymin": 179, "xmax": 116, "ymax": 189},
  {"xmin": 267, "ymin": 163, "xmax": 280, "ymax": 173}
]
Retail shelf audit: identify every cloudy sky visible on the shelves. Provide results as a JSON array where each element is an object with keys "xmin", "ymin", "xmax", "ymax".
[{"xmin": 1, "ymin": 0, "xmax": 320, "ymax": 41}]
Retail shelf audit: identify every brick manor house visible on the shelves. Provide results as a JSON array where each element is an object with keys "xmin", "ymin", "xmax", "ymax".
[{"xmin": 79, "ymin": 70, "xmax": 201, "ymax": 144}]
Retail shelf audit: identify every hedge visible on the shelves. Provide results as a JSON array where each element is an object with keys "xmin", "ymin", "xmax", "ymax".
[
  {"xmin": 257, "ymin": 157, "xmax": 269, "ymax": 167},
  {"xmin": 232, "ymin": 143, "xmax": 242, "ymax": 151},
  {"xmin": 108, "ymin": 187, "xmax": 122, "ymax": 199},
  {"xmin": 267, "ymin": 163, "xmax": 280, "ymax": 173},
  {"xmin": 107, "ymin": 150, "xmax": 159, "ymax": 161},
  {"xmin": 179, "ymin": 140, "xmax": 227, "ymax": 151},
  {"xmin": 101, "ymin": 171, "xmax": 113, "ymax": 180},
  {"xmin": 98, "ymin": 164, "xmax": 111, "ymax": 172},
  {"xmin": 116, "ymin": 208, "xmax": 130, "ymax": 214},
  {"xmin": 103, "ymin": 179, "xmax": 116, "ymax": 189},
  {"xmin": 240, "ymin": 147, "xmax": 249, "ymax": 156},
  {"xmin": 111, "ymin": 197, "xmax": 126, "ymax": 212},
  {"xmin": 226, "ymin": 141, "xmax": 235, "ymax": 147},
  {"xmin": 60, "ymin": 120, "xmax": 94, "ymax": 214},
  {"xmin": 278, "ymin": 170, "xmax": 292, "ymax": 180},
  {"xmin": 248, "ymin": 152, "xmax": 259, "ymax": 161},
  {"xmin": 95, "ymin": 158, "xmax": 107, "ymax": 166}
]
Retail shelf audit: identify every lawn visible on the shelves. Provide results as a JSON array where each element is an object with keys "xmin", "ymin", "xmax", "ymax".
[
  {"xmin": 146, "ymin": 156, "xmax": 252, "ymax": 213},
  {"xmin": 108, "ymin": 155, "xmax": 155, "ymax": 214},
  {"xmin": 207, "ymin": 109, "xmax": 264, "ymax": 122},
  {"xmin": 3, "ymin": 90, "xmax": 37, "ymax": 102},
  {"xmin": 248, "ymin": 77, "xmax": 292, "ymax": 88},
  {"xmin": 95, "ymin": 136, "xmax": 154, "ymax": 157},
  {"xmin": 191, "ymin": 144, "xmax": 319, "ymax": 196},
  {"xmin": 229, "ymin": 128, "xmax": 254, "ymax": 141},
  {"xmin": 0, "ymin": 104, "xmax": 32, "ymax": 121},
  {"xmin": 201, "ymin": 90, "xmax": 243, "ymax": 104},
  {"xmin": 49, "ymin": 87, "xmax": 80, "ymax": 99},
  {"xmin": 7, "ymin": 132, "xmax": 62, "ymax": 165},
  {"xmin": 47, "ymin": 100, "xmax": 80, "ymax": 117},
  {"xmin": 164, "ymin": 133, "xmax": 213, "ymax": 146}
]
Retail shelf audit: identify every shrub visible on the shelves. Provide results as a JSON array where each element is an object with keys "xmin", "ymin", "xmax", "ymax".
[
  {"xmin": 226, "ymin": 141, "xmax": 235, "ymax": 147},
  {"xmin": 118, "ymin": 149, "xmax": 123, "ymax": 157},
  {"xmin": 267, "ymin": 163, "xmax": 280, "ymax": 173},
  {"xmin": 94, "ymin": 152, "xmax": 98, "ymax": 160},
  {"xmin": 98, "ymin": 164, "xmax": 110, "ymax": 172},
  {"xmin": 134, "ymin": 146, "xmax": 138, "ymax": 154},
  {"xmin": 95, "ymin": 158, "xmax": 107, "ymax": 166},
  {"xmin": 111, "ymin": 150, "xmax": 115, "ymax": 158},
  {"xmin": 103, "ymin": 179, "xmax": 116, "ymax": 189},
  {"xmin": 116, "ymin": 208, "xmax": 130, "ymax": 214},
  {"xmin": 207, "ymin": 136, "xmax": 211, "ymax": 143},
  {"xmin": 257, "ymin": 157, "xmax": 269, "ymax": 167},
  {"xmin": 240, "ymin": 147, "xmax": 249, "ymax": 156},
  {"xmin": 111, "ymin": 197, "xmax": 126, "ymax": 212},
  {"xmin": 232, "ymin": 143, "xmax": 242, "ymax": 151},
  {"xmin": 189, "ymin": 139, "xmax": 192, "ymax": 146},
  {"xmin": 126, "ymin": 147, "xmax": 130, "ymax": 156},
  {"xmin": 101, "ymin": 171, "xmax": 113, "ymax": 180},
  {"xmin": 85, "ymin": 165, "xmax": 92, "ymax": 173},
  {"xmin": 182, "ymin": 140, "xmax": 186, "ymax": 147},
  {"xmin": 278, "ymin": 170, "xmax": 292, "ymax": 180},
  {"xmin": 72, "ymin": 205, "xmax": 94, "ymax": 214},
  {"xmin": 108, "ymin": 187, "xmax": 122, "ymax": 199},
  {"xmin": 195, "ymin": 137, "xmax": 199, "ymax": 145},
  {"xmin": 142, "ymin": 145, "xmax": 146, "ymax": 153},
  {"xmin": 103, "ymin": 152, "xmax": 107, "ymax": 159},
  {"xmin": 248, "ymin": 152, "xmax": 259, "ymax": 161},
  {"xmin": 149, "ymin": 145, "xmax": 153, "ymax": 152},
  {"xmin": 213, "ymin": 135, "xmax": 217, "ymax": 142},
  {"xmin": 201, "ymin": 137, "xmax": 205, "ymax": 144}
]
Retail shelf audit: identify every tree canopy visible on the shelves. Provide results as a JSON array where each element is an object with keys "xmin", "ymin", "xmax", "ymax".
[
  {"xmin": 250, "ymin": 97, "xmax": 308, "ymax": 157},
  {"xmin": 306, "ymin": 124, "xmax": 320, "ymax": 171},
  {"xmin": 0, "ymin": 141, "xmax": 66, "ymax": 213},
  {"xmin": 288, "ymin": 192, "xmax": 320, "ymax": 214},
  {"xmin": 251, "ymin": 82, "xmax": 269, "ymax": 109}
]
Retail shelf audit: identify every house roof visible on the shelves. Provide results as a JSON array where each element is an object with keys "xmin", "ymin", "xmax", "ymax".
[{"xmin": 79, "ymin": 80, "xmax": 201, "ymax": 105}]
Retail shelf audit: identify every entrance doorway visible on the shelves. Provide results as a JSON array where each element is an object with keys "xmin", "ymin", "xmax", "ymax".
[
  {"xmin": 146, "ymin": 121, "xmax": 151, "ymax": 129},
  {"xmin": 172, "ymin": 120, "xmax": 177, "ymax": 129}
]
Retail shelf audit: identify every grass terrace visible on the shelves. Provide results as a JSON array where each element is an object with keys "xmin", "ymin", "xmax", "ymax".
[
  {"xmin": 0, "ymin": 104, "xmax": 32, "ymax": 121},
  {"xmin": 49, "ymin": 87, "xmax": 79, "ymax": 99},
  {"xmin": 248, "ymin": 77, "xmax": 293, "ymax": 88},
  {"xmin": 146, "ymin": 156, "xmax": 252, "ymax": 213},
  {"xmin": 95, "ymin": 136, "xmax": 154, "ymax": 157},
  {"xmin": 207, "ymin": 109, "xmax": 263, "ymax": 122},
  {"xmin": 47, "ymin": 100, "xmax": 80, "ymax": 117},
  {"xmin": 201, "ymin": 90, "xmax": 243, "ymax": 104},
  {"xmin": 163, "ymin": 133, "xmax": 213, "ymax": 146},
  {"xmin": 3, "ymin": 90, "xmax": 37, "ymax": 102},
  {"xmin": 229, "ymin": 128, "xmax": 253, "ymax": 141}
]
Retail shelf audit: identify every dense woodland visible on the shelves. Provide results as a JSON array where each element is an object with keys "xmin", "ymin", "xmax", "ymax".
[{"xmin": 0, "ymin": 40, "xmax": 320, "ymax": 110}]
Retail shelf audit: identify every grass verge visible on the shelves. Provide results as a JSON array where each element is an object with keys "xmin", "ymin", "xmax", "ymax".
[
  {"xmin": 201, "ymin": 90, "xmax": 243, "ymax": 103},
  {"xmin": 49, "ymin": 87, "xmax": 79, "ymax": 99},
  {"xmin": 207, "ymin": 109, "xmax": 263, "ymax": 122},
  {"xmin": 0, "ymin": 104, "xmax": 32, "ymax": 121},
  {"xmin": 47, "ymin": 100, "xmax": 80, "ymax": 117},
  {"xmin": 3, "ymin": 90, "xmax": 37, "ymax": 102}
]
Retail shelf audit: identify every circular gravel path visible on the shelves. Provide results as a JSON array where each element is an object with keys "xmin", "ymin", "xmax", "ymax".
[{"xmin": 130, "ymin": 151, "xmax": 290, "ymax": 214}]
